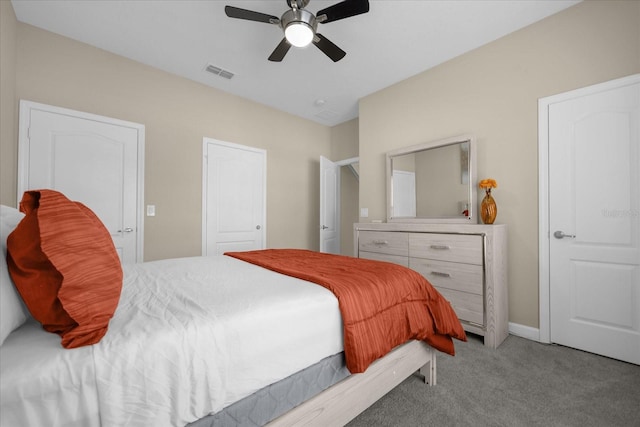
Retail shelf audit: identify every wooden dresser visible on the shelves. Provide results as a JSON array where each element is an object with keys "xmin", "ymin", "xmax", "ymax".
[{"xmin": 354, "ymin": 222, "xmax": 508, "ymax": 349}]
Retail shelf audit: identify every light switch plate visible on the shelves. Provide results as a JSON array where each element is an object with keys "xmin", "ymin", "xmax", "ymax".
[
  {"xmin": 360, "ymin": 208, "xmax": 368, "ymax": 218},
  {"xmin": 146, "ymin": 205, "xmax": 156, "ymax": 217}
]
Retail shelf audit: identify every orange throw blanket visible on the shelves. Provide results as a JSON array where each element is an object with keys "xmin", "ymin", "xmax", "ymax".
[{"xmin": 225, "ymin": 249, "xmax": 466, "ymax": 373}]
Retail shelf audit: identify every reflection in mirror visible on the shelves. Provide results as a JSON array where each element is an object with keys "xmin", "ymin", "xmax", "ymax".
[{"xmin": 387, "ymin": 135, "xmax": 476, "ymax": 223}]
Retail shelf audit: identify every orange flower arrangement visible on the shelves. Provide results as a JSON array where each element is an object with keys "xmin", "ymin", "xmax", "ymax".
[
  {"xmin": 479, "ymin": 178, "xmax": 498, "ymax": 224},
  {"xmin": 478, "ymin": 178, "xmax": 498, "ymax": 195}
]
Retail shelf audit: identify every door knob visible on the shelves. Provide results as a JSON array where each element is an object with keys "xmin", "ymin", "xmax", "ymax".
[
  {"xmin": 117, "ymin": 227, "xmax": 134, "ymax": 233},
  {"xmin": 321, "ymin": 225, "xmax": 329, "ymax": 230},
  {"xmin": 256, "ymin": 225, "xmax": 261, "ymax": 230},
  {"xmin": 553, "ymin": 230, "xmax": 575, "ymax": 239}
]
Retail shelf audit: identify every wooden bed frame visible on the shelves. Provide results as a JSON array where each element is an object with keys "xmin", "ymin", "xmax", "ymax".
[{"xmin": 268, "ymin": 340, "xmax": 436, "ymax": 426}]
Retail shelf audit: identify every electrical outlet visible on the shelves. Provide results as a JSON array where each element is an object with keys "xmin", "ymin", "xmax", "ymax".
[{"xmin": 360, "ymin": 208, "xmax": 368, "ymax": 218}]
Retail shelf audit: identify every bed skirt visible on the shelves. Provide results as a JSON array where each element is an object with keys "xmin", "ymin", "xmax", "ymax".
[{"xmin": 187, "ymin": 352, "xmax": 350, "ymax": 427}]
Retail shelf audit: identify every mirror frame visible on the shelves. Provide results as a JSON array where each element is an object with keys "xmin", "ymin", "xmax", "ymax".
[{"xmin": 386, "ymin": 134, "xmax": 477, "ymax": 224}]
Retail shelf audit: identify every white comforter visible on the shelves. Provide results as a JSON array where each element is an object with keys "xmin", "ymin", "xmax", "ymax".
[{"xmin": 0, "ymin": 255, "xmax": 344, "ymax": 427}]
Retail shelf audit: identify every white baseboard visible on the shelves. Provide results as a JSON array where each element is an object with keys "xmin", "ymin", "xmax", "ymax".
[{"xmin": 508, "ymin": 322, "xmax": 540, "ymax": 342}]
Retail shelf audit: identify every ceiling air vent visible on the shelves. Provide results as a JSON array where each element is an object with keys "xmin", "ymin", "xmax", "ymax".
[
  {"xmin": 314, "ymin": 109, "xmax": 339, "ymax": 121},
  {"xmin": 205, "ymin": 64, "xmax": 234, "ymax": 80}
]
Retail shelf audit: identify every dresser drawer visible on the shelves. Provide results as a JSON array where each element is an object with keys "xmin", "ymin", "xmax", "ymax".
[
  {"xmin": 359, "ymin": 251, "xmax": 409, "ymax": 267},
  {"xmin": 409, "ymin": 258, "xmax": 483, "ymax": 295},
  {"xmin": 358, "ymin": 231, "xmax": 408, "ymax": 257},
  {"xmin": 436, "ymin": 287, "xmax": 484, "ymax": 326},
  {"xmin": 409, "ymin": 233, "xmax": 483, "ymax": 265}
]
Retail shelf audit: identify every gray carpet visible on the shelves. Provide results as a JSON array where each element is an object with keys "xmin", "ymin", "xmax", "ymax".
[{"xmin": 347, "ymin": 334, "xmax": 640, "ymax": 427}]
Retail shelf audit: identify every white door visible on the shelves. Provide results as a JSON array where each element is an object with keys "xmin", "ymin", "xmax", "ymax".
[
  {"xmin": 320, "ymin": 156, "xmax": 340, "ymax": 254},
  {"xmin": 392, "ymin": 170, "xmax": 416, "ymax": 217},
  {"xmin": 202, "ymin": 139, "xmax": 265, "ymax": 255},
  {"xmin": 543, "ymin": 75, "xmax": 639, "ymax": 364},
  {"xmin": 18, "ymin": 101, "xmax": 145, "ymax": 263}
]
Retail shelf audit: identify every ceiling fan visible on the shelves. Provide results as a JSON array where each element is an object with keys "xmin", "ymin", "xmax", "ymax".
[{"xmin": 224, "ymin": 0, "xmax": 370, "ymax": 62}]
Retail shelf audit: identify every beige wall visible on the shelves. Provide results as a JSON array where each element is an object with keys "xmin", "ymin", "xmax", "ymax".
[
  {"xmin": 359, "ymin": 0, "xmax": 640, "ymax": 329},
  {"xmin": 1, "ymin": 5, "xmax": 336, "ymax": 261},
  {"xmin": 330, "ymin": 118, "xmax": 359, "ymax": 255},
  {"xmin": 0, "ymin": 1, "xmax": 17, "ymax": 205}
]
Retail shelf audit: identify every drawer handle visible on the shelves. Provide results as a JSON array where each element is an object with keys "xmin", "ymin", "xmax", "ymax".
[
  {"xmin": 372, "ymin": 240, "xmax": 389, "ymax": 245},
  {"xmin": 430, "ymin": 244, "xmax": 450, "ymax": 250},
  {"xmin": 431, "ymin": 271, "xmax": 451, "ymax": 278}
]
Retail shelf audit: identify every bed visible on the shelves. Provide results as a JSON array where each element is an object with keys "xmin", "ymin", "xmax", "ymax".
[{"xmin": 0, "ymin": 191, "xmax": 465, "ymax": 427}]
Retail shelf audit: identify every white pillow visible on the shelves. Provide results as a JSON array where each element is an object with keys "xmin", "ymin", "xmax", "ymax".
[{"xmin": 0, "ymin": 205, "xmax": 29, "ymax": 345}]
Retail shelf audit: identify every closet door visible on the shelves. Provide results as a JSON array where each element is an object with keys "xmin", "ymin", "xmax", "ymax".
[
  {"xmin": 202, "ymin": 138, "xmax": 266, "ymax": 255},
  {"xmin": 320, "ymin": 156, "xmax": 340, "ymax": 254},
  {"xmin": 18, "ymin": 101, "xmax": 145, "ymax": 263}
]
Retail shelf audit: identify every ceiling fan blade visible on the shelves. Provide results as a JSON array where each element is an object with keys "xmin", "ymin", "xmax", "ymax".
[
  {"xmin": 224, "ymin": 5, "xmax": 279, "ymax": 24},
  {"xmin": 313, "ymin": 33, "xmax": 346, "ymax": 62},
  {"xmin": 268, "ymin": 38, "xmax": 292, "ymax": 62},
  {"xmin": 316, "ymin": 0, "xmax": 369, "ymax": 24}
]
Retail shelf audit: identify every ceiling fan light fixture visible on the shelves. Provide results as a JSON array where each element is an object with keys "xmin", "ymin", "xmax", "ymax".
[
  {"xmin": 285, "ymin": 22, "xmax": 314, "ymax": 47},
  {"xmin": 226, "ymin": 0, "xmax": 370, "ymax": 62},
  {"xmin": 281, "ymin": 8, "xmax": 316, "ymax": 48}
]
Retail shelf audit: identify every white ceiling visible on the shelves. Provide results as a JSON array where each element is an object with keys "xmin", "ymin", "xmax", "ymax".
[{"xmin": 11, "ymin": 0, "xmax": 580, "ymax": 127}]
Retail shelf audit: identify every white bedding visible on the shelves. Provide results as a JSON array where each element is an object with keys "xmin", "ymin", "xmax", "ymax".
[
  {"xmin": 0, "ymin": 318, "xmax": 100, "ymax": 427},
  {"xmin": 0, "ymin": 255, "xmax": 343, "ymax": 427}
]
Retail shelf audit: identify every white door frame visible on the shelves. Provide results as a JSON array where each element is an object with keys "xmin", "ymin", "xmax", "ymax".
[
  {"xmin": 538, "ymin": 73, "xmax": 640, "ymax": 344},
  {"xmin": 201, "ymin": 138, "xmax": 266, "ymax": 255},
  {"xmin": 17, "ymin": 100, "xmax": 146, "ymax": 262},
  {"xmin": 319, "ymin": 156, "xmax": 359, "ymax": 253}
]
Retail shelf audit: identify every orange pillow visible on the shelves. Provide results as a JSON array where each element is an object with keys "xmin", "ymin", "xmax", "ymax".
[{"xmin": 7, "ymin": 190, "xmax": 123, "ymax": 348}]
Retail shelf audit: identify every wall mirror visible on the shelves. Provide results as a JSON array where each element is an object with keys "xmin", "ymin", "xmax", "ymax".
[{"xmin": 386, "ymin": 134, "xmax": 477, "ymax": 223}]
